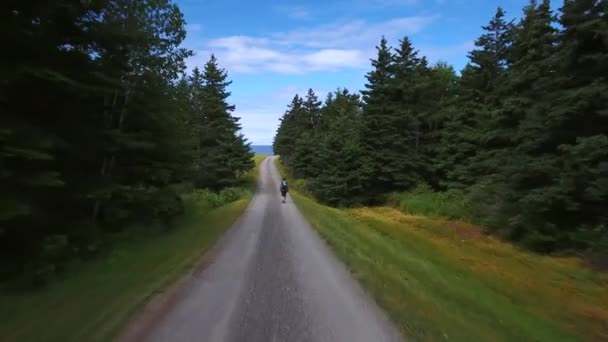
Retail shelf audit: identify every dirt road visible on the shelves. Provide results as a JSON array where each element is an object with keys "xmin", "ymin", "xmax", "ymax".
[{"xmin": 119, "ymin": 156, "xmax": 402, "ymax": 342}]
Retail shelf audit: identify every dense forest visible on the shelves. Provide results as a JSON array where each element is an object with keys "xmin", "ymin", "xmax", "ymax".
[
  {"xmin": 274, "ymin": 0, "xmax": 607, "ymax": 255},
  {"xmin": 1, "ymin": 0, "xmax": 253, "ymax": 283}
]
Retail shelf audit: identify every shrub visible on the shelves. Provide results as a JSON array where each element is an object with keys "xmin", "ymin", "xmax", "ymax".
[
  {"xmin": 151, "ymin": 187, "xmax": 185, "ymax": 225},
  {"xmin": 190, "ymin": 187, "xmax": 248, "ymax": 209},
  {"xmin": 398, "ymin": 183, "xmax": 477, "ymax": 221}
]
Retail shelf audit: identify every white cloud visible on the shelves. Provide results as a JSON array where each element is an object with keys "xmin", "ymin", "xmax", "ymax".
[
  {"xmin": 303, "ymin": 49, "xmax": 365, "ymax": 69},
  {"xmin": 181, "ymin": 15, "xmax": 472, "ymax": 143},
  {"xmin": 187, "ymin": 15, "xmax": 438, "ymax": 74},
  {"xmin": 197, "ymin": 36, "xmax": 369, "ymax": 74},
  {"xmin": 273, "ymin": 16, "xmax": 437, "ymax": 49}
]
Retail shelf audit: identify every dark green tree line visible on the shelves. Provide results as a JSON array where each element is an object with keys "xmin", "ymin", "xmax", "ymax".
[
  {"xmin": 274, "ymin": 0, "xmax": 608, "ymax": 254},
  {"xmin": 1, "ymin": 0, "xmax": 252, "ymax": 282}
]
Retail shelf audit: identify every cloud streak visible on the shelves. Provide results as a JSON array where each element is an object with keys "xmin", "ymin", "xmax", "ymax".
[
  {"xmin": 272, "ymin": 16, "xmax": 436, "ymax": 48},
  {"xmin": 188, "ymin": 15, "xmax": 438, "ymax": 74}
]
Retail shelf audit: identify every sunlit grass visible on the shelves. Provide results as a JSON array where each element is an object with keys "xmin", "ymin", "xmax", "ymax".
[{"xmin": 289, "ymin": 191, "xmax": 608, "ymax": 341}]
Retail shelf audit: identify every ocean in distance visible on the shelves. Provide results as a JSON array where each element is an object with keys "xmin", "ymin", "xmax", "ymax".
[{"xmin": 251, "ymin": 145, "xmax": 274, "ymax": 155}]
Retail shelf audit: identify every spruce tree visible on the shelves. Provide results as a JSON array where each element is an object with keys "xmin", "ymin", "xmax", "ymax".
[
  {"xmin": 419, "ymin": 61, "xmax": 459, "ymax": 187},
  {"xmin": 477, "ymin": 0, "xmax": 560, "ymax": 249},
  {"xmin": 0, "ymin": 0, "xmax": 202, "ymax": 280},
  {"xmin": 360, "ymin": 37, "xmax": 400, "ymax": 200},
  {"xmin": 312, "ymin": 89, "xmax": 370, "ymax": 206},
  {"xmin": 437, "ymin": 7, "xmax": 514, "ymax": 188},
  {"xmin": 290, "ymin": 89, "xmax": 323, "ymax": 178},
  {"xmin": 303, "ymin": 88, "xmax": 322, "ymax": 130},
  {"xmin": 273, "ymin": 94, "xmax": 305, "ymax": 167},
  {"xmin": 195, "ymin": 55, "xmax": 253, "ymax": 189},
  {"xmin": 541, "ymin": 0, "xmax": 608, "ymax": 252},
  {"xmin": 392, "ymin": 37, "xmax": 429, "ymax": 187}
]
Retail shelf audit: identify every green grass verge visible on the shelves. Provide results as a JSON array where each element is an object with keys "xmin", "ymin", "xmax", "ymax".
[
  {"xmin": 275, "ymin": 159, "xmax": 608, "ymax": 341},
  {"xmin": 0, "ymin": 156, "xmax": 266, "ymax": 342}
]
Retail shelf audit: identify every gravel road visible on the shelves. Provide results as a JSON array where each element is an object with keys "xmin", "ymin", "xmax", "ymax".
[{"xmin": 119, "ymin": 156, "xmax": 402, "ymax": 342}]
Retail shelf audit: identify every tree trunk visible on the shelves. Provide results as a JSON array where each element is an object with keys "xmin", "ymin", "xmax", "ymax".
[{"xmin": 92, "ymin": 89, "xmax": 119, "ymax": 222}]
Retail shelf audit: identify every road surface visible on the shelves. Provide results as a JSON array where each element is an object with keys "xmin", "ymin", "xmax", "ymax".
[{"xmin": 119, "ymin": 157, "xmax": 402, "ymax": 342}]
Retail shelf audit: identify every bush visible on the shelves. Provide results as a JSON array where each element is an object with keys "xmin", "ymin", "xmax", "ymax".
[
  {"xmin": 151, "ymin": 188, "xmax": 185, "ymax": 225},
  {"xmin": 219, "ymin": 187, "xmax": 245, "ymax": 203},
  {"xmin": 293, "ymin": 179, "xmax": 309, "ymax": 194},
  {"xmin": 191, "ymin": 187, "xmax": 249, "ymax": 209},
  {"xmin": 397, "ymin": 183, "xmax": 477, "ymax": 221}
]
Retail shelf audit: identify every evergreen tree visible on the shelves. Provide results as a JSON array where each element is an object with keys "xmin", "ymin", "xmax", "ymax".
[
  {"xmin": 522, "ymin": 0, "xmax": 608, "ymax": 251},
  {"xmin": 195, "ymin": 55, "xmax": 253, "ymax": 189},
  {"xmin": 477, "ymin": 0, "xmax": 560, "ymax": 249},
  {"xmin": 437, "ymin": 7, "xmax": 514, "ymax": 188},
  {"xmin": 303, "ymin": 88, "xmax": 322, "ymax": 130},
  {"xmin": 312, "ymin": 89, "xmax": 371, "ymax": 206},
  {"xmin": 360, "ymin": 37, "xmax": 400, "ymax": 200},
  {"xmin": 391, "ymin": 37, "xmax": 429, "ymax": 187},
  {"xmin": 273, "ymin": 94, "xmax": 305, "ymax": 167},
  {"xmin": 291, "ymin": 132, "xmax": 319, "ymax": 179},
  {"xmin": 273, "ymin": 1, "xmax": 608, "ymax": 256},
  {"xmin": 423, "ymin": 62, "xmax": 459, "ymax": 187},
  {"xmin": 0, "ymin": 0, "xmax": 253, "ymax": 281},
  {"xmin": 290, "ymin": 89, "xmax": 322, "ymax": 178}
]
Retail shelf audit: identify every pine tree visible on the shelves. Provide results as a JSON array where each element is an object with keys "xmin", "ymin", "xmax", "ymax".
[
  {"xmin": 419, "ymin": 61, "xmax": 459, "ymax": 187},
  {"xmin": 290, "ymin": 89, "xmax": 323, "ymax": 178},
  {"xmin": 0, "ymin": 0, "xmax": 223, "ymax": 280},
  {"xmin": 360, "ymin": 37, "xmax": 401, "ymax": 200},
  {"xmin": 195, "ymin": 55, "xmax": 253, "ymax": 189},
  {"xmin": 476, "ymin": 0, "xmax": 560, "ymax": 249},
  {"xmin": 312, "ymin": 89, "xmax": 371, "ymax": 206},
  {"xmin": 437, "ymin": 7, "xmax": 514, "ymax": 188},
  {"xmin": 303, "ymin": 88, "xmax": 322, "ymax": 130},
  {"xmin": 532, "ymin": 0, "xmax": 608, "ymax": 252},
  {"xmin": 273, "ymin": 94, "xmax": 305, "ymax": 168},
  {"xmin": 272, "ymin": 0, "xmax": 608, "ymax": 255},
  {"xmin": 391, "ymin": 37, "xmax": 429, "ymax": 187},
  {"xmin": 292, "ymin": 132, "xmax": 318, "ymax": 179}
]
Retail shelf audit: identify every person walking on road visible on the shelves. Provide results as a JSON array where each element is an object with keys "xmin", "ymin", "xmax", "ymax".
[{"xmin": 280, "ymin": 178, "xmax": 289, "ymax": 203}]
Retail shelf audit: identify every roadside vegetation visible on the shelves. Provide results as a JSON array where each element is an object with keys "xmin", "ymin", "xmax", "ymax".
[
  {"xmin": 390, "ymin": 184, "xmax": 477, "ymax": 222},
  {"xmin": 0, "ymin": 156, "xmax": 265, "ymax": 342},
  {"xmin": 278, "ymin": 158, "xmax": 608, "ymax": 341},
  {"xmin": 273, "ymin": 1, "xmax": 608, "ymax": 258},
  {"xmin": 2, "ymin": 0, "xmax": 254, "ymax": 287},
  {"xmin": 2, "ymin": 0, "xmax": 266, "ymax": 337}
]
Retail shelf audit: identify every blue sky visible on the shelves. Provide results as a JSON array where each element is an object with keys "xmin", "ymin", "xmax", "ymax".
[{"xmin": 176, "ymin": 0, "xmax": 540, "ymax": 145}]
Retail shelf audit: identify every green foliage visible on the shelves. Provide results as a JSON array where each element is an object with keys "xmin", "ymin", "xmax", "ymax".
[
  {"xmin": 191, "ymin": 187, "xmax": 250, "ymax": 209},
  {"xmin": 0, "ymin": 193, "xmax": 250, "ymax": 342},
  {"xmin": 397, "ymin": 184, "xmax": 477, "ymax": 222},
  {"xmin": 150, "ymin": 188, "xmax": 185, "ymax": 225},
  {"xmin": 274, "ymin": 88, "xmax": 371, "ymax": 206},
  {"xmin": 273, "ymin": 1, "xmax": 608, "ymax": 255},
  {"xmin": 191, "ymin": 56, "xmax": 254, "ymax": 189},
  {"xmin": 0, "ymin": 0, "xmax": 253, "ymax": 284}
]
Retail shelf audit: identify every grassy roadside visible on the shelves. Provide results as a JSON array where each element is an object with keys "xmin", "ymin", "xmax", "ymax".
[
  {"xmin": 0, "ymin": 156, "xmax": 266, "ymax": 342},
  {"xmin": 276, "ymin": 159, "xmax": 608, "ymax": 341}
]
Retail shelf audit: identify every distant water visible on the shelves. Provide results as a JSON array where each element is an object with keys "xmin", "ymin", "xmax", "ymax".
[{"xmin": 251, "ymin": 145, "xmax": 274, "ymax": 155}]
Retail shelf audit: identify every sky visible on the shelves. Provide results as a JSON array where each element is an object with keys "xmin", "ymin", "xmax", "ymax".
[{"xmin": 176, "ymin": 0, "xmax": 541, "ymax": 145}]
